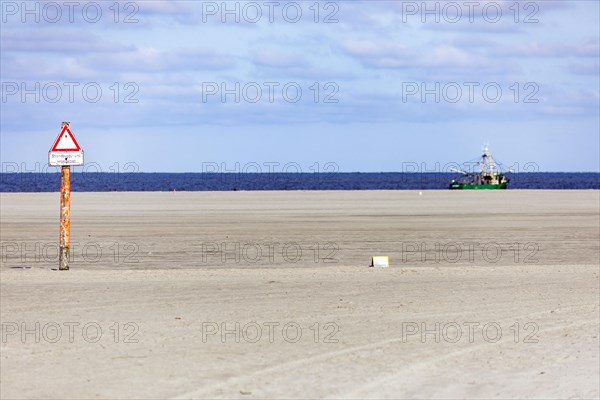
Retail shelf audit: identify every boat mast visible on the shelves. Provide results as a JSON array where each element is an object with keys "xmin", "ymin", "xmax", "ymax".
[{"xmin": 481, "ymin": 144, "xmax": 501, "ymax": 182}]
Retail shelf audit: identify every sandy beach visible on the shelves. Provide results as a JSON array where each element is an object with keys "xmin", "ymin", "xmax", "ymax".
[{"xmin": 1, "ymin": 190, "xmax": 599, "ymax": 399}]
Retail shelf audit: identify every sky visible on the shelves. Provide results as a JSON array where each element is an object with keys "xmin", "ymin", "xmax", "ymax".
[{"xmin": 1, "ymin": 0, "xmax": 599, "ymax": 173}]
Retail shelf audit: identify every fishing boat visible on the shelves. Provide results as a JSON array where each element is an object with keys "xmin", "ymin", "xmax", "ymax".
[{"xmin": 449, "ymin": 145, "xmax": 510, "ymax": 190}]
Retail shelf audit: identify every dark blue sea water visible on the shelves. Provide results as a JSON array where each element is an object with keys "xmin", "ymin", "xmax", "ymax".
[{"xmin": 0, "ymin": 173, "xmax": 598, "ymax": 192}]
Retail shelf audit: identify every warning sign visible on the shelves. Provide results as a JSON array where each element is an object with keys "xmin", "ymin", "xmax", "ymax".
[{"xmin": 49, "ymin": 124, "xmax": 84, "ymax": 166}]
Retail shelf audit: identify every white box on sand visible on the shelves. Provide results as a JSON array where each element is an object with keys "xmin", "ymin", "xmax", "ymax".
[{"xmin": 370, "ymin": 256, "xmax": 389, "ymax": 267}]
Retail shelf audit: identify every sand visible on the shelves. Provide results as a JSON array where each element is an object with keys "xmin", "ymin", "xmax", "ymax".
[{"xmin": 1, "ymin": 190, "xmax": 599, "ymax": 399}]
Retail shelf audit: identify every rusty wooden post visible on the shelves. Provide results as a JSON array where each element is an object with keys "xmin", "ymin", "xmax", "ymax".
[{"xmin": 59, "ymin": 123, "xmax": 71, "ymax": 270}]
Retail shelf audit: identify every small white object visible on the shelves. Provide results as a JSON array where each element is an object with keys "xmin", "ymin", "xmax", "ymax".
[
  {"xmin": 370, "ymin": 256, "xmax": 389, "ymax": 268},
  {"xmin": 419, "ymin": 191, "xmax": 423, "ymax": 196}
]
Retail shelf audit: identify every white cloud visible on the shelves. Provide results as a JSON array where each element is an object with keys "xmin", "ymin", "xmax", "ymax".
[
  {"xmin": 0, "ymin": 29, "xmax": 134, "ymax": 53},
  {"xmin": 252, "ymin": 48, "xmax": 307, "ymax": 69},
  {"xmin": 339, "ymin": 39, "xmax": 492, "ymax": 70},
  {"xmin": 494, "ymin": 39, "xmax": 600, "ymax": 58},
  {"xmin": 83, "ymin": 47, "xmax": 235, "ymax": 73}
]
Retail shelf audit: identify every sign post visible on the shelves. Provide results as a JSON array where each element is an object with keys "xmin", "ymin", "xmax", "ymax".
[
  {"xmin": 49, "ymin": 122, "xmax": 84, "ymax": 270},
  {"xmin": 59, "ymin": 164, "xmax": 71, "ymax": 270}
]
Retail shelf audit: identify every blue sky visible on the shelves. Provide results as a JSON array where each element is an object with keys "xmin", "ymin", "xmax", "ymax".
[{"xmin": 1, "ymin": 0, "xmax": 599, "ymax": 172}]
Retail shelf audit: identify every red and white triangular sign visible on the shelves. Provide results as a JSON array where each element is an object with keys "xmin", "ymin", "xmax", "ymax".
[{"xmin": 51, "ymin": 125, "xmax": 82, "ymax": 152}]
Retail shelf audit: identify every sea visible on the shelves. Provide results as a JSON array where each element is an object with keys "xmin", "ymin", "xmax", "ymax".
[{"xmin": 1, "ymin": 173, "xmax": 599, "ymax": 192}]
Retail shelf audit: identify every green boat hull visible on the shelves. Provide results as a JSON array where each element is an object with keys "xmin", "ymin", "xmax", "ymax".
[{"xmin": 449, "ymin": 182, "xmax": 508, "ymax": 190}]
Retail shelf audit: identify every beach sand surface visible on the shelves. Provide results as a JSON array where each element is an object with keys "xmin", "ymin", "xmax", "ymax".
[{"xmin": 1, "ymin": 190, "xmax": 599, "ymax": 399}]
